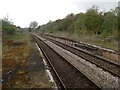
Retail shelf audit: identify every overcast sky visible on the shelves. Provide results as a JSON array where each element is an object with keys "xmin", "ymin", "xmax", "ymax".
[{"xmin": 0, "ymin": 0, "xmax": 119, "ymax": 28}]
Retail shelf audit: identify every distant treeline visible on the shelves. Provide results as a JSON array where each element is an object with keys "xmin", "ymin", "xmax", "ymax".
[{"xmin": 38, "ymin": 6, "xmax": 119, "ymax": 37}]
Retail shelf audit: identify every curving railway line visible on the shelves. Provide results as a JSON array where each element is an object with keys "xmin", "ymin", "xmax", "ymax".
[{"xmin": 32, "ymin": 33, "xmax": 120, "ymax": 89}]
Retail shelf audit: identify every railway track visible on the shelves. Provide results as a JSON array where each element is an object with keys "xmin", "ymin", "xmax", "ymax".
[
  {"xmin": 32, "ymin": 34, "xmax": 100, "ymax": 89},
  {"xmin": 41, "ymin": 34, "xmax": 120, "ymax": 78},
  {"xmin": 42, "ymin": 34, "xmax": 119, "ymax": 65}
]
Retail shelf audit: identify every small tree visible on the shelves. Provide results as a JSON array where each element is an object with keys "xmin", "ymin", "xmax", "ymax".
[
  {"xmin": 2, "ymin": 15, "xmax": 16, "ymax": 35},
  {"xmin": 29, "ymin": 21, "xmax": 38, "ymax": 29},
  {"xmin": 102, "ymin": 12, "xmax": 117, "ymax": 34},
  {"xmin": 85, "ymin": 5, "xmax": 103, "ymax": 34}
]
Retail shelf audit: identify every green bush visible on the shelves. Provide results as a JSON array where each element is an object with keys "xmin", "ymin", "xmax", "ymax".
[{"xmin": 2, "ymin": 20, "xmax": 16, "ymax": 34}]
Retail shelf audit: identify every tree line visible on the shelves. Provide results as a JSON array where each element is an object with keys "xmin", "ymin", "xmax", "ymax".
[{"xmin": 38, "ymin": 6, "xmax": 119, "ymax": 37}]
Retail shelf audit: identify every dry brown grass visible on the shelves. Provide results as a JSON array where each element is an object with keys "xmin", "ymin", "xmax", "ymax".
[{"xmin": 2, "ymin": 33, "xmax": 30, "ymax": 88}]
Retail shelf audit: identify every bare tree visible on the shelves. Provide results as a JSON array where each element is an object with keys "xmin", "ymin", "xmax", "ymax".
[{"xmin": 29, "ymin": 21, "xmax": 38, "ymax": 29}]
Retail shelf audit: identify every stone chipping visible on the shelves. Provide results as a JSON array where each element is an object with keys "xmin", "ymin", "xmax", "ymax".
[{"xmin": 35, "ymin": 34, "xmax": 120, "ymax": 89}]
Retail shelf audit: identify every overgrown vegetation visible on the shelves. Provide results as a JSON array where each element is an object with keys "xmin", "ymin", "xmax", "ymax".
[
  {"xmin": 39, "ymin": 6, "xmax": 118, "ymax": 37},
  {"xmin": 2, "ymin": 20, "xmax": 16, "ymax": 34},
  {"xmin": 37, "ymin": 6, "xmax": 119, "ymax": 50},
  {"xmin": 2, "ymin": 17, "xmax": 17, "ymax": 35},
  {"xmin": 2, "ymin": 33, "xmax": 30, "ymax": 88}
]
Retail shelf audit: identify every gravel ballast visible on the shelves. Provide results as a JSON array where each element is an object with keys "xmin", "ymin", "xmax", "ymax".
[{"xmin": 37, "ymin": 35, "xmax": 120, "ymax": 89}]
